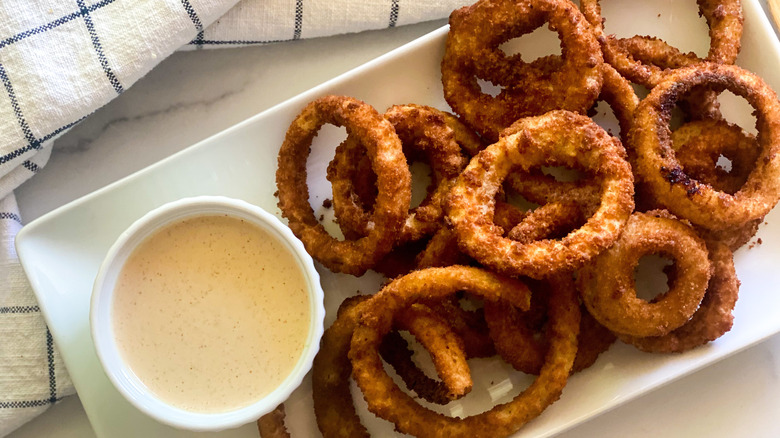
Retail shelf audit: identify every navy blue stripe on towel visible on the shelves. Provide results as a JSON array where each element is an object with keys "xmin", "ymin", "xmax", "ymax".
[
  {"xmin": 76, "ymin": 0, "xmax": 123, "ymax": 93},
  {"xmin": 0, "ymin": 305, "xmax": 39, "ymax": 314},
  {"xmin": 0, "ymin": 0, "xmax": 116, "ymax": 50},
  {"xmin": 46, "ymin": 330, "xmax": 57, "ymax": 403},
  {"xmin": 389, "ymin": 0, "xmax": 400, "ymax": 27},
  {"xmin": 293, "ymin": 0, "xmax": 304, "ymax": 40},
  {"xmin": 180, "ymin": 0, "xmax": 205, "ymax": 48}
]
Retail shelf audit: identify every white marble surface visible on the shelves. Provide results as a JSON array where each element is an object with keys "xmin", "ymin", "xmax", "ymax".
[{"xmin": 8, "ymin": 11, "xmax": 780, "ymax": 438}]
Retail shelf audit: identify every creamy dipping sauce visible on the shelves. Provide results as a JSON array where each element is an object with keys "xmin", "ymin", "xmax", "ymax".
[{"xmin": 112, "ymin": 214, "xmax": 310, "ymax": 413}]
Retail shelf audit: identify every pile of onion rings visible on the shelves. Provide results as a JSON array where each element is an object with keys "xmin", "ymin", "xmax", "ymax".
[{"xmin": 266, "ymin": 0, "xmax": 780, "ymax": 436}]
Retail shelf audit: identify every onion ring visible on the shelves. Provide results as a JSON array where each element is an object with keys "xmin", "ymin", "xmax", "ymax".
[
  {"xmin": 447, "ymin": 110, "xmax": 635, "ymax": 279},
  {"xmin": 618, "ymin": 240, "xmax": 739, "ymax": 353},
  {"xmin": 378, "ymin": 331, "xmax": 450, "ymax": 405},
  {"xmin": 505, "ymin": 201, "xmax": 586, "ymax": 243},
  {"xmin": 379, "ymin": 330, "xmax": 468, "ymax": 406},
  {"xmin": 578, "ymin": 210, "xmax": 711, "ymax": 337},
  {"xmin": 276, "ymin": 95, "xmax": 411, "ymax": 276},
  {"xmin": 581, "ymin": 0, "xmax": 743, "ymax": 84},
  {"xmin": 613, "ymin": 35, "xmax": 723, "ymax": 119},
  {"xmin": 501, "ymin": 67, "xmax": 636, "ymax": 237},
  {"xmin": 696, "ymin": 216, "xmax": 762, "ymax": 251},
  {"xmin": 371, "ymin": 238, "xmax": 431, "ymax": 279},
  {"xmin": 313, "ymin": 293, "xmax": 478, "ymax": 434},
  {"xmin": 440, "ymin": 109, "xmax": 487, "ymax": 158},
  {"xmin": 593, "ymin": 62, "xmax": 640, "ymax": 145},
  {"xmin": 442, "ymin": 0, "xmax": 603, "ymax": 141},
  {"xmin": 630, "ymin": 63, "xmax": 780, "ymax": 230},
  {"xmin": 636, "ymin": 118, "xmax": 763, "ymax": 249},
  {"xmin": 328, "ymin": 104, "xmax": 468, "ymax": 244},
  {"xmin": 349, "ymin": 266, "xmax": 580, "ymax": 438}
]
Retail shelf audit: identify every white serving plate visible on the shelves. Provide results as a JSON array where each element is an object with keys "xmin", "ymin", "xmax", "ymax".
[{"xmin": 15, "ymin": 1, "xmax": 780, "ymax": 437}]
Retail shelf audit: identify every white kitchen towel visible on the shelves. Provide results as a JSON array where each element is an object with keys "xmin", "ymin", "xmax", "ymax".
[
  {"xmin": 0, "ymin": 0, "xmax": 467, "ymax": 436},
  {"xmin": 0, "ymin": 194, "xmax": 73, "ymax": 436}
]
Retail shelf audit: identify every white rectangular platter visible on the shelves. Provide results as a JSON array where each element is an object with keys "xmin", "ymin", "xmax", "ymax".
[{"xmin": 15, "ymin": 1, "xmax": 780, "ymax": 437}]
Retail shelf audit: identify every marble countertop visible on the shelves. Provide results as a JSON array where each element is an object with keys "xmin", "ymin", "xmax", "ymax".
[{"xmin": 8, "ymin": 15, "xmax": 780, "ymax": 438}]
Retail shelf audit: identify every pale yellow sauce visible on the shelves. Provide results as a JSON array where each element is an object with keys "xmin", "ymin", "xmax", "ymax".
[{"xmin": 112, "ymin": 215, "xmax": 310, "ymax": 413}]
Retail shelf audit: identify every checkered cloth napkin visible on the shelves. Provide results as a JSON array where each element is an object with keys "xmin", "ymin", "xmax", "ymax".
[{"xmin": 0, "ymin": 0, "xmax": 468, "ymax": 435}]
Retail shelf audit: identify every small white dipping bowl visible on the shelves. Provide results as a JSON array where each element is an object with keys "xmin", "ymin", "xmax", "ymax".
[{"xmin": 90, "ymin": 196, "xmax": 325, "ymax": 431}]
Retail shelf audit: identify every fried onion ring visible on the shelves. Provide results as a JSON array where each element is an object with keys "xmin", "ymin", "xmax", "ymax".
[
  {"xmin": 635, "ymin": 117, "xmax": 764, "ymax": 249},
  {"xmin": 276, "ymin": 95, "xmax": 411, "ymax": 276},
  {"xmin": 581, "ymin": 0, "xmax": 743, "ymax": 84},
  {"xmin": 447, "ymin": 110, "xmax": 634, "ymax": 278},
  {"xmin": 579, "ymin": 211, "xmax": 711, "ymax": 337},
  {"xmin": 328, "ymin": 104, "xmax": 468, "ymax": 244},
  {"xmin": 442, "ymin": 0, "xmax": 603, "ymax": 141},
  {"xmin": 612, "ymin": 35, "xmax": 724, "ymax": 119},
  {"xmin": 349, "ymin": 266, "xmax": 580, "ymax": 438},
  {"xmin": 667, "ymin": 118, "xmax": 763, "ymax": 249},
  {"xmin": 630, "ymin": 63, "xmax": 780, "ymax": 230},
  {"xmin": 423, "ymin": 296, "xmax": 496, "ymax": 359},
  {"xmin": 618, "ymin": 240, "xmax": 739, "ymax": 353},
  {"xmin": 414, "ymin": 226, "xmax": 474, "ymax": 270}
]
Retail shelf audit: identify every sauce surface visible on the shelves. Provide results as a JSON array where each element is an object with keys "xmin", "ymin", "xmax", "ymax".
[{"xmin": 112, "ymin": 214, "xmax": 310, "ymax": 413}]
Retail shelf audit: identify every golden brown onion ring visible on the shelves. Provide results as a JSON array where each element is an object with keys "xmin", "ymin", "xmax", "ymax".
[
  {"xmin": 667, "ymin": 119, "xmax": 763, "ymax": 249},
  {"xmin": 276, "ymin": 95, "xmax": 411, "ymax": 276},
  {"xmin": 414, "ymin": 226, "xmax": 474, "ymax": 270},
  {"xmin": 630, "ymin": 63, "xmax": 780, "ymax": 230},
  {"xmin": 447, "ymin": 110, "xmax": 634, "ymax": 279},
  {"xmin": 349, "ymin": 266, "xmax": 580, "ymax": 438},
  {"xmin": 579, "ymin": 211, "xmax": 711, "ymax": 337},
  {"xmin": 580, "ymin": 0, "xmax": 743, "ymax": 85},
  {"xmin": 422, "ymin": 294, "xmax": 497, "ymax": 359},
  {"xmin": 379, "ymin": 331, "xmax": 459, "ymax": 405},
  {"xmin": 502, "ymin": 66, "xmax": 636, "ymax": 235},
  {"xmin": 618, "ymin": 241, "xmax": 739, "ymax": 353},
  {"xmin": 328, "ymin": 104, "xmax": 468, "ymax": 245},
  {"xmin": 672, "ymin": 119, "xmax": 759, "ymax": 195},
  {"xmin": 442, "ymin": 0, "xmax": 603, "ymax": 141}
]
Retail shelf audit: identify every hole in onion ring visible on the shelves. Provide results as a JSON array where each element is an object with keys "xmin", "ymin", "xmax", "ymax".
[
  {"xmin": 634, "ymin": 255, "xmax": 674, "ymax": 302},
  {"xmin": 716, "ymin": 155, "xmax": 733, "ymax": 173},
  {"xmin": 498, "ymin": 26, "xmax": 561, "ymax": 62},
  {"xmin": 399, "ymin": 330, "xmax": 441, "ymax": 380},
  {"xmin": 632, "ymin": 83, "xmax": 650, "ymax": 99},
  {"xmin": 717, "ymin": 90, "xmax": 758, "ymax": 135},
  {"xmin": 502, "ymin": 189, "xmax": 540, "ymax": 212},
  {"xmin": 588, "ymin": 100, "xmax": 621, "ymax": 138},
  {"xmin": 476, "ymin": 78, "xmax": 501, "ymax": 97},
  {"xmin": 540, "ymin": 166, "xmax": 586, "ymax": 183},
  {"xmin": 409, "ymin": 161, "xmax": 434, "ymax": 209},
  {"xmin": 307, "ymin": 124, "xmax": 348, "ymax": 239}
]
